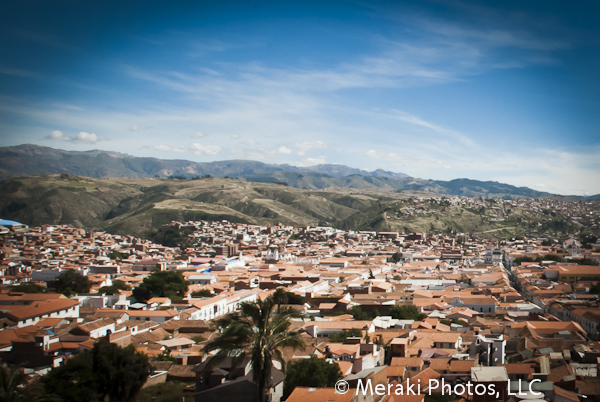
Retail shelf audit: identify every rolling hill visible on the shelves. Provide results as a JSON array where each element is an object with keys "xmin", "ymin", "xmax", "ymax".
[{"xmin": 0, "ymin": 173, "xmax": 585, "ymax": 239}]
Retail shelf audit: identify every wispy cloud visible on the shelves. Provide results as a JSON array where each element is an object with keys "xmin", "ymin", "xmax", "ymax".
[
  {"xmin": 294, "ymin": 141, "xmax": 327, "ymax": 156},
  {"xmin": 390, "ymin": 110, "xmax": 477, "ymax": 147},
  {"xmin": 0, "ymin": 66, "xmax": 39, "ymax": 79},
  {"xmin": 12, "ymin": 29, "xmax": 77, "ymax": 51},
  {"xmin": 143, "ymin": 144, "xmax": 187, "ymax": 153},
  {"xmin": 129, "ymin": 124, "xmax": 152, "ymax": 132}
]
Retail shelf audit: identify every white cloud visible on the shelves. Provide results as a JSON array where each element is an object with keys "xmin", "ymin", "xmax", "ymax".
[
  {"xmin": 305, "ymin": 157, "xmax": 327, "ymax": 165},
  {"xmin": 191, "ymin": 143, "xmax": 221, "ymax": 155},
  {"xmin": 144, "ymin": 144, "xmax": 187, "ymax": 153},
  {"xmin": 391, "ymin": 110, "xmax": 476, "ymax": 147},
  {"xmin": 292, "ymin": 157, "xmax": 328, "ymax": 167},
  {"xmin": 191, "ymin": 131, "xmax": 206, "ymax": 138},
  {"xmin": 46, "ymin": 130, "xmax": 104, "ymax": 143},
  {"xmin": 365, "ymin": 149, "xmax": 400, "ymax": 159},
  {"xmin": 294, "ymin": 141, "xmax": 327, "ymax": 155},
  {"xmin": 129, "ymin": 124, "xmax": 152, "ymax": 132},
  {"xmin": 231, "ymin": 134, "xmax": 240, "ymax": 139},
  {"xmin": 47, "ymin": 130, "xmax": 71, "ymax": 141},
  {"xmin": 73, "ymin": 132, "xmax": 103, "ymax": 143},
  {"xmin": 277, "ymin": 146, "xmax": 292, "ymax": 154}
]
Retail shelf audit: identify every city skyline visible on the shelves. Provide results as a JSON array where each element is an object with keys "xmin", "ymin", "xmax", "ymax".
[{"xmin": 1, "ymin": 1, "xmax": 599, "ymax": 195}]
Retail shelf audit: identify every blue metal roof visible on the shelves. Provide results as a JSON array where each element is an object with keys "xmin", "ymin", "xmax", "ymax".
[{"xmin": 0, "ymin": 219, "xmax": 22, "ymax": 226}]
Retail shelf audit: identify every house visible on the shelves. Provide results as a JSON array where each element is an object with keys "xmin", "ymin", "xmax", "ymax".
[
  {"xmin": 471, "ymin": 366, "xmax": 509, "ymax": 402},
  {"xmin": 449, "ymin": 296, "xmax": 497, "ymax": 313},
  {"xmin": 0, "ymin": 297, "xmax": 80, "ymax": 328},
  {"xmin": 303, "ymin": 321, "xmax": 375, "ymax": 338},
  {"xmin": 287, "ymin": 387, "xmax": 354, "ymax": 402},
  {"xmin": 193, "ymin": 356, "xmax": 284, "ymax": 402},
  {"xmin": 389, "ymin": 357, "xmax": 423, "ymax": 371},
  {"xmin": 70, "ymin": 318, "xmax": 116, "ymax": 338},
  {"xmin": 127, "ymin": 309, "xmax": 181, "ymax": 323},
  {"xmin": 553, "ymin": 385, "xmax": 580, "ymax": 402}
]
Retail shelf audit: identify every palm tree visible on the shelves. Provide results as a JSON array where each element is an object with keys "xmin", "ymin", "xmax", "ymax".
[
  {"xmin": 0, "ymin": 363, "xmax": 52, "ymax": 402},
  {"xmin": 273, "ymin": 288, "xmax": 288, "ymax": 312},
  {"xmin": 0, "ymin": 363, "xmax": 27, "ymax": 402},
  {"xmin": 202, "ymin": 297, "xmax": 305, "ymax": 402}
]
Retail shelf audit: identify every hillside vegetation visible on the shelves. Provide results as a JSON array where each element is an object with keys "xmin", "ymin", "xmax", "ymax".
[{"xmin": 0, "ymin": 174, "xmax": 591, "ymax": 239}]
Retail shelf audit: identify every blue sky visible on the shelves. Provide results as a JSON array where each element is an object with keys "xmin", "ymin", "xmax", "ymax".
[{"xmin": 1, "ymin": 0, "xmax": 599, "ymax": 195}]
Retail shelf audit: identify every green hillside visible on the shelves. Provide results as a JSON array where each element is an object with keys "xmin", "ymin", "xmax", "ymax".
[{"xmin": 1, "ymin": 174, "xmax": 592, "ymax": 240}]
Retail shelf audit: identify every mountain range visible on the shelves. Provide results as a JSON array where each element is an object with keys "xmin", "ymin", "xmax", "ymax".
[{"xmin": 0, "ymin": 144, "xmax": 561, "ymax": 199}]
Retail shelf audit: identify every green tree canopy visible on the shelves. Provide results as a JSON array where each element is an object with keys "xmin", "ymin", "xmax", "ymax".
[
  {"xmin": 10, "ymin": 283, "xmax": 45, "ymax": 293},
  {"xmin": 191, "ymin": 289, "xmax": 213, "ymax": 297},
  {"xmin": 99, "ymin": 280, "xmax": 131, "ymax": 295},
  {"xmin": 108, "ymin": 251, "xmax": 126, "ymax": 260},
  {"xmin": 49, "ymin": 271, "xmax": 91, "ymax": 296},
  {"xmin": 147, "ymin": 227, "xmax": 194, "ymax": 248},
  {"xmin": 329, "ymin": 328, "xmax": 363, "ymax": 343},
  {"xmin": 390, "ymin": 305, "xmax": 427, "ymax": 320},
  {"xmin": 132, "ymin": 271, "xmax": 189, "ymax": 303},
  {"xmin": 271, "ymin": 288, "xmax": 304, "ymax": 308},
  {"xmin": 284, "ymin": 291, "xmax": 304, "ymax": 305},
  {"xmin": 0, "ymin": 363, "xmax": 46, "ymax": 402},
  {"xmin": 43, "ymin": 339, "xmax": 151, "ymax": 402},
  {"xmin": 283, "ymin": 356, "xmax": 342, "ymax": 399},
  {"xmin": 534, "ymin": 254, "xmax": 564, "ymax": 263},
  {"xmin": 273, "ymin": 288, "xmax": 288, "ymax": 311}
]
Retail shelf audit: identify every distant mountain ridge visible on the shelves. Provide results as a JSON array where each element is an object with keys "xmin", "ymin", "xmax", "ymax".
[
  {"xmin": 0, "ymin": 144, "xmax": 408, "ymax": 180},
  {"xmin": 0, "ymin": 144, "xmax": 556, "ymax": 198}
]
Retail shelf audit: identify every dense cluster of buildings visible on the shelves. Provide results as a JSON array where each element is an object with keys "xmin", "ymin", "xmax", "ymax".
[{"xmin": 0, "ymin": 218, "xmax": 599, "ymax": 402}]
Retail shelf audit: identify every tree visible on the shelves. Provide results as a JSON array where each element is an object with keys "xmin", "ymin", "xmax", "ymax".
[
  {"xmin": 0, "ymin": 363, "xmax": 46, "ymax": 402},
  {"xmin": 49, "ymin": 271, "xmax": 91, "ymax": 296},
  {"xmin": 202, "ymin": 297, "xmax": 305, "ymax": 402},
  {"xmin": 43, "ymin": 339, "xmax": 151, "ymax": 402},
  {"xmin": 390, "ymin": 305, "xmax": 427, "ymax": 320},
  {"xmin": 284, "ymin": 291, "xmax": 304, "ymax": 305},
  {"xmin": 10, "ymin": 284, "xmax": 45, "ymax": 293},
  {"xmin": 391, "ymin": 252, "xmax": 403, "ymax": 263},
  {"xmin": 108, "ymin": 251, "xmax": 125, "ymax": 260},
  {"xmin": 349, "ymin": 306, "xmax": 370, "ymax": 320},
  {"xmin": 132, "ymin": 271, "xmax": 189, "ymax": 303},
  {"xmin": 283, "ymin": 356, "xmax": 342, "ymax": 398},
  {"xmin": 329, "ymin": 328, "xmax": 363, "ymax": 343},
  {"xmin": 535, "ymin": 254, "xmax": 563, "ymax": 263},
  {"xmin": 147, "ymin": 227, "xmax": 194, "ymax": 248},
  {"xmin": 273, "ymin": 288, "xmax": 288, "ymax": 312},
  {"xmin": 99, "ymin": 280, "xmax": 131, "ymax": 295},
  {"xmin": 153, "ymin": 349, "xmax": 178, "ymax": 364},
  {"xmin": 191, "ymin": 289, "xmax": 213, "ymax": 298}
]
